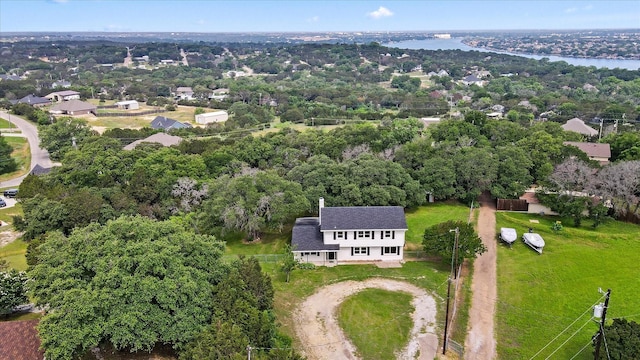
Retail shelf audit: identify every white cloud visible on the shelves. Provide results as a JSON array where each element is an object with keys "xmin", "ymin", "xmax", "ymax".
[
  {"xmin": 197, "ymin": 19, "xmax": 206, "ymax": 25},
  {"xmin": 50, "ymin": 0, "xmax": 69, "ymax": 3},
  {"xmin": 583, "ymin": 5, "xmax": 594, "ymax": 11},
  {"xmin": 307, "ymin": 16, "xmax": 320, "ymax": 23},
  {"xmin": 564, "ymin": 7, "xmax": 578, "ymax": 13},
  {"xmin": 367, "ymin": 6, "xmax": 393, "ymax": 19}
]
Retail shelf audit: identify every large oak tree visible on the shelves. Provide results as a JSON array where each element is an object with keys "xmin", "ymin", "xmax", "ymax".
[{"xmin": 29, "ymin": 216, "xmax": 226, "ymax": 360}]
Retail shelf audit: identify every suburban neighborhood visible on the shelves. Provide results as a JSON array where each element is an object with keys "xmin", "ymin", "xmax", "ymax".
[{"xmin": 1, "ymin": 2, "xmax": 639, "ymax": 360}]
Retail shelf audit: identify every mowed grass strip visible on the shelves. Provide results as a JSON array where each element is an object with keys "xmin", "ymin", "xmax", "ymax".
[
  {"xmin": 495, "ymin": 212, "xmax": 640, "ymax": 359},
  {"xmin": 338, "ymin": 289, "xmax": 414, "ymax": 360}
]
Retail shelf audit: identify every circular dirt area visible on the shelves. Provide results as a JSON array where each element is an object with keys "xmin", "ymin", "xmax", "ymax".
[{"xmin": 293, "ymin": 278, "xmax": 438, "ymax": 360}]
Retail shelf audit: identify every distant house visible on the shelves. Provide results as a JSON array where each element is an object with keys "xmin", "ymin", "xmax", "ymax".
[
  {"xmin": 195, "ymin": 110, "xmax": 228, "ymax": 124},
  {"xmin": 519, "ymin": 189, "xmax": 558, "ymax": 215},
  {"xmin": 123, "ymin": 133, "xmax": 183, "ymax": 150},
  {"xmin": 419, "ymin": 117, "xmax": 441, "ymax": 128},
  {"xmin": 0, "ymin": 74, "xmax": 21, "ymax": 81},
  {"xmin": 175, "ymin": 87, "xmax": 194, "ymax": 100},
  {"xmin": 49, "ymin": 99, "xmax": 96, "ymax": 116},
  {"xmin": 208, "ymin": 88, "xmax": 229, "ymax": 101},
  {"xmin": 10, "ymin": 94, "xmax": 50, "ymax": 107},
  {"xmin": 115, "ymin": 100, "xmax": 139, "ymax": 110},
  {"xmin": 563, "ymin": 141, "xmax": 611, "ymax": 165},
  {"xmin": 562, "ymin": 118, "xmax": 599, "ymax": 137},
  {"xmin": 45, "ymin": 90, "xmax": 81, "ymax": 102},
  {"xmin": 461, "ymin": 74, "xmax": 484, "ymax": 86},
  {"xmin": 291, "ymin": 198, "xmax": 408, "ymax": 265},
  {"xmin": 150, "ymin": 116, "xmax": 192, "ymax": 131},
  {"xmin": 51, "ymin": 80, "xmax": 71, "ymax": 88},
  {"xmin": 30, "ymin": 164, "xmax": 52, "ymax": 176},
  {"xmin": 0, "ymin": 320, "xmax": 45, "ymax": 360}
]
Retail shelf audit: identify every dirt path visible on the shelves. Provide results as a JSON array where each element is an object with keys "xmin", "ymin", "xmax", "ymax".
[
  {"xmin": 293, "ymin": 278, "xmax": 438, "ymax": 360},
  {"xmin": 464, "ymin": 195, "xmax": 497, "ymax": 359}
]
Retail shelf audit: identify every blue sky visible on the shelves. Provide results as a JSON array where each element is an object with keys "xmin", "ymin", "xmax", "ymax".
[{"xmin": 1, "ymin": 0, "xmax": 638, "ymax": 32}]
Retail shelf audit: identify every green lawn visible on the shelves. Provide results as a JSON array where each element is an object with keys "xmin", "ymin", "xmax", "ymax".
[
  {"xmin": 0, "ymin": 239, "xmax": 28, "ymax": 271},
  {"xmin": 0, "ymin": 136, "xmax": 30, "ymax": 182},
  {"xmin": 338, "ymin": 289, "xmax": 413, "ymax": 359},
  {"xmin": 0, "ymin": 118, "xmax": 12, "ymax": 128},
  {"xmin": 496, "ymin": 212, "xmax": 640, "ymax": 359},
  {"xmin": 405, "ymin": 201, "xmax": 471, "ymax": 249}
]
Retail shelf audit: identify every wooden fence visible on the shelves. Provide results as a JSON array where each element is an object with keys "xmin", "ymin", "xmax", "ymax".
[
  {"xmin": 496, "ymin": 198, "xmax": 528, "ymax": 211},
  {"xmin": 95, "ymin": 109, "xmax": 166, "ymax": 117}
]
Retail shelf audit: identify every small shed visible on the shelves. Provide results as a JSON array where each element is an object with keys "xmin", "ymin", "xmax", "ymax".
[
  {"xmin": 115, "ymin": 100, "xmax": 139, "ymax": 110},
  {"xmin": 195, "ymin": 110, "xmax": 228, "ymax": 124}
]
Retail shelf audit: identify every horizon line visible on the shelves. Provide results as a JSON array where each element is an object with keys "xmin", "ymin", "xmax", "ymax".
[{"xmin": 2, "ymin": 28, "xmax": 639, "ymax": 34}]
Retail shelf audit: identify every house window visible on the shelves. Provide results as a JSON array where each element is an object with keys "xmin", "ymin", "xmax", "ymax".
[
  {"xmin": 336, "ymin": 231, "xmax": 345, "ymax": 239},
  {"xmin": 301, "ymin": 252, "xmax": 319, "ymax": 256},
  {"xmin": 382, "ymin": 246, "xmax": 399, "ymax": 255},
  {"xmin": 352, "ymin": 247, "xmax": 369, "ymax": 255},
  {"xmin": 383, "ymin": 231, "xmax": 395, "ymax": 239},
  {"xmin": 357, "ymin": 231, "xmax": 372, "ymax": 239}
]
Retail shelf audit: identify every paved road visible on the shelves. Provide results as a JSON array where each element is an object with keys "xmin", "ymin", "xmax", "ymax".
[{"xmin": 0, "ymin": 111, "xmax": 53, "ymax": 188}]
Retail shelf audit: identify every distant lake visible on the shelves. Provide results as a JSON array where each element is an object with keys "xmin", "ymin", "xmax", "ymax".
[{"xmin": 383, "ymin": 38, "xmax": 640, "ymax": 71}]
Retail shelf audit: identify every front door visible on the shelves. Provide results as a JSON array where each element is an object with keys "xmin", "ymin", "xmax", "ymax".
[{"xmin": 327, "ymin": 252, "xmax": 336, "ymax": 261}]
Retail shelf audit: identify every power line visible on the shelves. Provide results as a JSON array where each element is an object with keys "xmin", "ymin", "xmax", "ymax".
[
  {"xmin": 568, "ymin": 339, "xmax": 593, "ymax": 360},
  {"xmin": 529, "ymin": 294, "xmax": 606, "ymax": 360},
  {"xmin": 543, "ymin": 318, "xmax": 594, "ymax": 360}
]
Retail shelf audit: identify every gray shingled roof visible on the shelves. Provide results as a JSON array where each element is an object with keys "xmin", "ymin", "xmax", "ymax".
[
  {"xmin": 320, "ymin": 206, "xmax": 407, "ymax": 231},
  {"xmin": 150, "ymin": 116, "xmax": 191, "ymax": 130},
  {"xmin": 30, "ymin": 164, "xmax": 52, "ymax": 176},
  {"xmin": 291, "ymin": 218, "xmax": 339, "ymax": 252},
  {"xmin": 12, "ymin": 94, "xmax": 50, "ymax": 106}
]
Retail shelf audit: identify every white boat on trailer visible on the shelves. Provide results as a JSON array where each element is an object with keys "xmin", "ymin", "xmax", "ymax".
[
  {"xmin": 499, "ymin": 227, "xmax": 518, "ymax": 247},
  {"xmin": 522, "ymin": 233, "xmax": 545, "ymax": 254}
]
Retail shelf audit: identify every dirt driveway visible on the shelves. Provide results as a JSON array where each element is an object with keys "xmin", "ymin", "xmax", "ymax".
[
  {"xmin": 464, "ymin": 195, "xmax": 497, "ymax": 359},
  {"xmin": 293, "ymin": 278, "xmax": 438, "ymax": 360}
]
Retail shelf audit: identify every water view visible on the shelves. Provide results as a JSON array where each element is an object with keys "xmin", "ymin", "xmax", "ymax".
[{"xmin": 384, "ymin": 38, "xmax": 640, "ymax": 70}]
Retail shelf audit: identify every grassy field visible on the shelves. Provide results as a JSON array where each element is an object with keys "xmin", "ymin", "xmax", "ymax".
[
  {"xmin": 0, "ymin": 204, "xmax": 26, "ymax": 271},
  {"xmin": 495, "ymin": 212, "xmax": 640, "ymax": 359},
  {"xmin": 338, "ymin": 289, "xmax": 414, "ymax": 359},
  {"xmin": 0, "ymin": 136, "xmax": 30, "ymax": 182},
  {"xmin": 0, "ymin": 118, "xmax": 13, "ymax": 128},
  {"xmin": 405, "ymin": 201, "xmax": 471, "ymax": 249},
  {"xmin": 84, "ymin": 103, "xmax": 224, "ymax": 131}
]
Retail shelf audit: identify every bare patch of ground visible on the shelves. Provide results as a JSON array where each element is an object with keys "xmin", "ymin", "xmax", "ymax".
[
  {"xmin": 464, "ymin": 194, "xmax": 497, "ymax": 359},
  {"xmin": 293, "ymin": 278, "xmax": 438, "ymax": 360},
  {"xmin": 0, "ymin": 229, "xmax": 22, "ymax": 247}
]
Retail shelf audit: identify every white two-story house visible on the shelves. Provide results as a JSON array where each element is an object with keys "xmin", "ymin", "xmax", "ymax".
[{"xmin": 291, "ymin": 198, "xmax": 408, "ymax": 265}]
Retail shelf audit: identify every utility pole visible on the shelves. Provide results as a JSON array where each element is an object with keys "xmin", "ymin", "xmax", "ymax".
[
  {"xmin": 443, "ymin": 227, "xmax": 460, "ymax": 354},
  {"xmin": 594, "ymin": 289, "xmax": 611, "ymax": 360},
  {"xmin": 452, "ymin": 227, "xmax": 460, "ymax": 279},
  {"xmin": 443, "ymin": 275, "xmax": 451, "ymax": 355},
  {"xmin": 247, "ymin": 345, "xmax": 252, "ymax": 360},
  {"xmin": 598, "ymin": 118, "xmax": 603, "ymax": 140}
]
